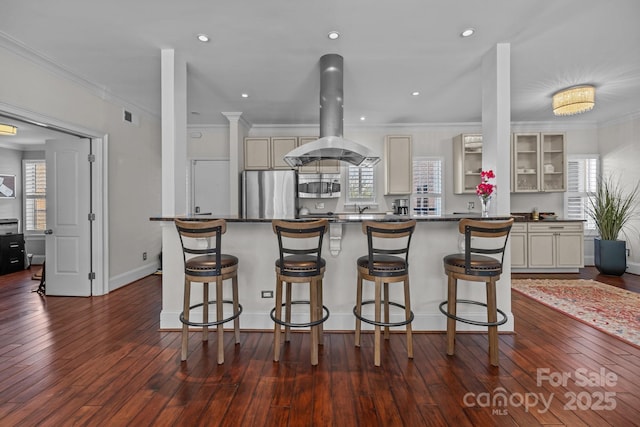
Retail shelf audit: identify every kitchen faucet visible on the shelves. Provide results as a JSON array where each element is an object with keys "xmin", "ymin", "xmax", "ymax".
[{"xmin": 358, "ymin": 205, "xmax": 369, "ymax": 214}]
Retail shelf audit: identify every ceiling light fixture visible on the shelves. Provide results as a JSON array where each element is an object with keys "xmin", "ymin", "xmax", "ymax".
[
  {"xmin": 411, "ymin": 91, "xmax": 420, "ymax": 96},
  {"xmin": 197, "ymin": 34, "xmax": 210, "ymax": 42},
  {"xmin": 552, "ymin": 85, "xmax": 595, "ymax": 116},
  {"xmin": 328, "ymin": 31, "xmax": 340, "ymax": 40},
  {"xmin": 360, "ymin": 116, "xmax": 366, "ymax": 121},
  {"xmin": 460, "ymin": 28, "xmax": 475, "ymax": 37},
  {"xmin": 0, "ymin": 124, "xmax": 17, "ymax": 136},
  {"xmin": 241, "ymin": 93, "xmax": 249, "ymax": 98}
]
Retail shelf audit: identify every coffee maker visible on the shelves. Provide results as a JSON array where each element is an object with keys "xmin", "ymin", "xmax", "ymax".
[{"xmin": 394, "ymin": 198, "xmax": 409, "ymax": 215}]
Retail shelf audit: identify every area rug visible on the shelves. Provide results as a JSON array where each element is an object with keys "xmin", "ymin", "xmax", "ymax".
[{"xmin": 512, "ymin": 279, "xmax": 640, "ymax": 348}]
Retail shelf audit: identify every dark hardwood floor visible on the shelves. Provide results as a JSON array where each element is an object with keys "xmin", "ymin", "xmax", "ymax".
[{"xmin": 0, "ymin": 267, "xmax": 638, "ymax": 426}]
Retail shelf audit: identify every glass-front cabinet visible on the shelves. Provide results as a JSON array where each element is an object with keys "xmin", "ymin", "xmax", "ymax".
[
  {"xmin": 512, "ymin": 132, "xmax": 565, "ymax": 193},
  {"xmin": 452, "ymin": 134, "xmax": 483, "ymax": 194}
]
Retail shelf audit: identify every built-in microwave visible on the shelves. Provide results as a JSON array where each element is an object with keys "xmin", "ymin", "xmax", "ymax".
[{"xmin": 298, "ymin": 173, "xmax": 341, "ymax": 198}]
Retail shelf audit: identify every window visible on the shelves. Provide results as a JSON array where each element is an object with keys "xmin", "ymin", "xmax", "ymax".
[
  {"xmin": 565, "ymin": 155, "xmax": 598, "ymax": 231},
  {"xmin": 412, "ymin": 157, "xmax": 443, "ymax": 216},
  {"xmin": 23, "ymin": 159, "xmax": 47, "ymax": 232},
  {"xmin": 346, "ymin": 166, "xmax": 375, "ymax": 202}
]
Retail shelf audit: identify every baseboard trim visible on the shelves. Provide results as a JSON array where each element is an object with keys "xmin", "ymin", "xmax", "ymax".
[{"xmin": 109, "ymin": 262, "xmax": 160, "ymax": 292}]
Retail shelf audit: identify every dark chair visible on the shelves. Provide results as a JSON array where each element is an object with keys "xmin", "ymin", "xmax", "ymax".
[
  {"xmin": 440, "ymin": 218, "xmax": 514, "ymax": 366},
  {"xmin": 354, "ymin": 220, "xmax": 416, "ymax": 366},
  {"xmin": 271, "ymin": 219, "xmax": 329, "ymax": 365},
  {"xmin": 175, "ymin": 219, "xmax": 242, "ymax": 364}
]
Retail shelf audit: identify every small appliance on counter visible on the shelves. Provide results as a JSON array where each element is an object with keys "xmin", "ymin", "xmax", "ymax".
[{"xmin": 394, "ymin": 199, "xmax": 409, "ymax": 215}]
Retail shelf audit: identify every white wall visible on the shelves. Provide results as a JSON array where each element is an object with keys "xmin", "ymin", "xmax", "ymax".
[
  {"xmin": 0, "ymin": 44, "xmax": 162, "ymax": 287},
  {"xmin": 597, "ymin": 114, "xmax": 640, "ymax": 273},
  {"xmin": 0, "ymin": 147, "xmax": 22, "ymax": 223}
]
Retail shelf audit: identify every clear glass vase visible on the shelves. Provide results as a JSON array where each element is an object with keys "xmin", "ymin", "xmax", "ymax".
[{"xmin": 480, "ymin": 196, "xmax": 491, "ymax": 217}]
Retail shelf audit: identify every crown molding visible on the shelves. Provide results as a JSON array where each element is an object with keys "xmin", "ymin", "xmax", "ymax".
[{"xmin": 0, "ymin": 32, "xmax": 159, "ymax": 121}]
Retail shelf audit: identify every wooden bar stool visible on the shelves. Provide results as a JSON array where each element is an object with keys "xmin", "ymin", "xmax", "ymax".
[
  {"xmin": 440, "ymin": 218, "xmax": 514, "ymax": 366},
  {"xmin": 175, "ymin": 219, "xmax": 242, "ymax": 364},
  {"xmin": 271, "ymin": 219, "xmax": 329, "ymax": 366},
  {"xmin": 354, "ymin": 219, "xmax": 416, "ymax": 366}
]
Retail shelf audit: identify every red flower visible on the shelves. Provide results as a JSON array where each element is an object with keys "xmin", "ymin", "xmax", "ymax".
[{"xmin": 476, "ymin": 170, "xmax": 496, "ymax": 199}]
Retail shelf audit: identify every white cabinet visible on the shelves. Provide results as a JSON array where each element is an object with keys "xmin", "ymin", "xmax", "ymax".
[
  {"xmin": 244, "ymin": 137, "xmax": 297, "ymax": 170},
  {"xmin": 512, "ymin": 132, "xmax": 566, "ymax": 192},
  {"xmin": 297, "ymin": 137, "xmax": 341, "ymax": 174},
  {"xmin": 384, "ymin": 135, "xmax": 412, "ymax": 195},
  {"xmin": 510, "ymin": 222, "xmax": 528, "ymax": 268},
  {"xmin": 525, "ymin": 222, "xmax": 584, "ymax": 269},
  {"xmin": 452, "ymin": 134, "xmax": 483, "ymax": 194},
  {"xmin": 540, "ymin": 133, "xmax": 566, "ymax": 192}
]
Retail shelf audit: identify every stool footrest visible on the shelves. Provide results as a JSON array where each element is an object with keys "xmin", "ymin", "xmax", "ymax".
[
  {"xmin": 438, "ymin": 299, "xmax": 507, "ymax": 327},
  {"xmin": 353, "ymin": 300, "xmax": 414, "ymax": 327},
  {"xmin": 270, "ymin": 300, "xmax": 330, "ymax": 328},
  {"xmin": 180, "ymin": 300, "xmax": 243, "ymax": 327}
]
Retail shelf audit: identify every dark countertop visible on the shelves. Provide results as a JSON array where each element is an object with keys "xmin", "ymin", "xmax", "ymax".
[{"xmin": 150, "ymin": 213, "xmax": 540, "ymax": 223}]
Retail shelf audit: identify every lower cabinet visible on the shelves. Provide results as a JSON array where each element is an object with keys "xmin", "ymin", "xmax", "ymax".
[
  {"xmin": 511, "ymin": 222, "xmax": 584, "ymax": 271},
  {"xmin": 0, "ymin": 233, "xmax": 25, "ymax": 275},
  {"xmin": 510, "ymin": 223, "xmax": 528, "ymax": 268}
]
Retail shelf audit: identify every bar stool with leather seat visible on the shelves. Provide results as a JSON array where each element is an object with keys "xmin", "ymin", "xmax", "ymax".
[
  {"xmin": 175, "ymin": 219, "xmax": 242, "ymax": 364},
  {"xmin": 271, "ymin": 219, "xmax": 329, "ymax": 366},
  {"xmin": 354, "ymin": 219, "xmax": 416, "ymax": 367},
  {"xmin": 440, "ymin": 218, "xmax": 514, "ymax": 366}
]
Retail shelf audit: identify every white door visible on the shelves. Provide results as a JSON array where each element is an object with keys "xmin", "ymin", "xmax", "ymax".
[
  {"xmin": 45, "ymin": 138, "xmax": 92, "ymax": 296},
  {"xmin": 192, "ymin": 160, "xmax": 230, "ymax": 215}
]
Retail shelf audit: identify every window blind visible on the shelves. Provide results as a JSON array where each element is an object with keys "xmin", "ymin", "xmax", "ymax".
[
  {"xmin": 565, "ymin": 155, "xmax": 598, "ymax": 230},
  {"xmin": 24, "ymin": 160, "xmax": 47, "ymax": 231},
  {"xmin": 347, "ymin": 166, "xmax": 375, "ymax": 201},
  {"xmin": 412, "ymin": 157, "xmax": 443, "ymax": 216}
]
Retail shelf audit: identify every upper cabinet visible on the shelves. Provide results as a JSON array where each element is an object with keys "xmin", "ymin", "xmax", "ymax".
[
  {"xmin": 512, "ymin": 132, "xmax": 566, "ymax": 192},
  {"xmin": 244, "ymin": 137, "xmax": 297, "ymax": 170},
  {"xmin": 297, "ymin": 137, "xmax": 341, "ymax": 174},
  {"xmin": 452, "ymin": 134, "xmax": 483, "ymax": 194},
  {"xmin": 384, "ymin": 135, "xmax": 412, "ymax": 195}
]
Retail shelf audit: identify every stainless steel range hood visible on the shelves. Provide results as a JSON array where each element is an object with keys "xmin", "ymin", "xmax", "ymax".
[{"xmin": 284, "ymin": 54, "xmax": 381, "ymax": 168}]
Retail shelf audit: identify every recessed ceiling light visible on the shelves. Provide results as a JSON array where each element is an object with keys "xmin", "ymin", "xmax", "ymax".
[
  {"xmin": 360, "ymin": 116, "xmax": 366, "ymax": 121},
  {"xmin": 197, "ymin": 34, "xmax": 210, "ymax": 42},
  {"xmin": 241, "ymin": 93, "xmax": 249, "ymax": 98},
  {"xmin": 411, "ymin": 91, "xmax": 420, "ymax": 96},
  {"xmin": 190, "ymin": 111, "xmax": 200, "ymax": 115},
  {"xmin": 460, "ymin": 28, "xmax": 475, "ymax": 37},
  {"xmin": 328, "ymin": 31, "xmax": 340, "ymax": 40}
]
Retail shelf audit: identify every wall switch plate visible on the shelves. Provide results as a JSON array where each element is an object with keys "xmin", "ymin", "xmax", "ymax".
[
  {"xmin": 261, "ymin": 290, "xmax": 273, "ymax": 298},
  {"xmin": 468, "ymin": 201, "xmax": 475, "ymax": 210}
]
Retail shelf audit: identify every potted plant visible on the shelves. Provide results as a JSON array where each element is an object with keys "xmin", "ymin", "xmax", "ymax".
[{"xmin": 586, "ymin": 175, "xmax": 639, "ymax": 276}]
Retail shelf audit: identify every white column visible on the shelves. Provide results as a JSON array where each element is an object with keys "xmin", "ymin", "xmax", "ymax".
[
  {"xmin": 161, "ymin": 49, "xmax": 188, "ymax": 216},
  {"xmin": 481, "ymin": 43, "xmax": 511, "ymax": 216},
  {"xmin": 222, "ymin": 112, "xmax": 243, "ymax": 216},
  {"xmin": 482, "ymin": 43, "xmax": 513, "ymax": 330},
  {"xmin": 160, "ymin": 48, "xmax": 188, "ymax": 329}
]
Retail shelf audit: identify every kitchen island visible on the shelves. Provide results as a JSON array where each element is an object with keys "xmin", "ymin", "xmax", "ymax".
[{"xmin": 151, "ymin": 214, "xmax": 517, "ymax": 332}]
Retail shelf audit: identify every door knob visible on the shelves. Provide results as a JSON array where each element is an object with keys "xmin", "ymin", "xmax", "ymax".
[{"xmin": 44, "ymin": 229, "xmax": 53, "ymax": 235}]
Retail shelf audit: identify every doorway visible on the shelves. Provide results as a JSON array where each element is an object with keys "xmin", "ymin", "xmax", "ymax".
[{"xmin": 0, "ymin": 108, "xmax": 108, "ymax": 296}]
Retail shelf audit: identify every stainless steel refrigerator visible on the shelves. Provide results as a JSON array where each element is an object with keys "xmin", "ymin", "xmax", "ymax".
[{"xmin": 242, "ymin": 170, "xmax": 298, "ymax": 219}]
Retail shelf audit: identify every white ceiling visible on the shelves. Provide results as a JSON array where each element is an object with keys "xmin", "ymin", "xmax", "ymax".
[{"xmin": 1, "ymin": 0, "xmax": 639, "ymax": 145}]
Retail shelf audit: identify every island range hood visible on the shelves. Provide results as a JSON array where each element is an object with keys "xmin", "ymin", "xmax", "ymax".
[{"xmin": 284, "ymin": 54, "xmax": 381, "ymax": 168}]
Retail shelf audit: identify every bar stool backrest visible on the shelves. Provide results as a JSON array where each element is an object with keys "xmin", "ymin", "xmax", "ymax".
[
  {"xmin": 362, "ymin": 220, "xmax": 417, "ymax": 277},
  {"xmin": 175, "ymin": 219, "xmax": 226, "ymax": 277},
  {"xmin": 272, "ymin": 219, "xmax": 329, "ymax": 277},
  {"xmin": 458, "ymin": 218, "xmax": 514, "ymax": 276}
]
